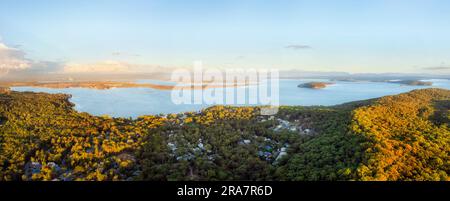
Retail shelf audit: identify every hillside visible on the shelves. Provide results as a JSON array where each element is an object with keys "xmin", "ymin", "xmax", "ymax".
[
  {"xmin": 351, "ymin": 89, "xmax": 449, "ymax": 180},
  {"xmin": 0, "ymin": 88, "xmax": 448, "ymax": 181}
]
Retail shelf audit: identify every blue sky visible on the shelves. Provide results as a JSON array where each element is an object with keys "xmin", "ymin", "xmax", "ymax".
[{"xmin": 1, "ymin": 0, "xmax": 450, "ymax": 74}]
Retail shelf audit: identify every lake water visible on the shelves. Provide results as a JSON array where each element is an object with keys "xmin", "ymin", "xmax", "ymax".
[{"xmin": 12, "ymin": 79, "xmax": 450, "ymax": 118}]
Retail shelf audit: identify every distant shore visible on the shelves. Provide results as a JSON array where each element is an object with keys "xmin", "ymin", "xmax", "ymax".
[
  {"xmin": 387, "ymin": 80, "xmax": 433, "ymax": 86},
  {"xmin": 0, "ymin": 78, "xmax": 437, "ymax": 91},
  {"xmin": 0, "ymin": 81, "xmax": 253, "ymax": 91}
]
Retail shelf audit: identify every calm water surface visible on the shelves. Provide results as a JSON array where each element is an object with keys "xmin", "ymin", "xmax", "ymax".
[{"xmin": 12, "ymin": 79, "xmax": 450, "ymax": 118}]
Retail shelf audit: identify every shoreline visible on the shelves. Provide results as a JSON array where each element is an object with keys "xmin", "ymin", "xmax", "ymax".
[
  {"xmin": 3, "ymin": 87, "xmax": 448, "ymax": 119},
  {"xmin": 1, "ymin": 80, "xmax": 255, "ymax": 91}
]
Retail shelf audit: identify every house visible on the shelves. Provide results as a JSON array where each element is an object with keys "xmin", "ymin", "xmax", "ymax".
[
  {"xmin": 273, "ymin": 118, "xmax": 299, "ymax": 132},
  {"xmin": 167, "ymin": 142, "xmax": 177, "ymax": 152}
]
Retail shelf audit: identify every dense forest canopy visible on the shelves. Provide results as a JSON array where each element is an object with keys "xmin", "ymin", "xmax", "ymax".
[{"xmin": 0, "ymin": 88, "xmax": 448, "ymax": 181}]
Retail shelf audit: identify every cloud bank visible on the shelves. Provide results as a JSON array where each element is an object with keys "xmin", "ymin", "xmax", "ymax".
[
  {"xmin": 64, "ymin": 61, "xmax": 132, "ymax": 73},
  {"xmin": 0, "ymin": 42, "xmax": 31, "ymax": 72},
  {"xmin": 62, "ymin": 61, "xmax": 170, "ymax": 74},
  {"xmin": 0, "ymin": 40, "xmax": 168, "ymax": 76}
]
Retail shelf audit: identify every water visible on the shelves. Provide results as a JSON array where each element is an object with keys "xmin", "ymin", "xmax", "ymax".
[{"xmin": 12, "ymin": 79, "xmax": 450, "ymax": 118}]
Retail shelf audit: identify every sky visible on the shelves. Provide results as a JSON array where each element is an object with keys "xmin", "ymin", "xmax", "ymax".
[{"xmin": 1, "ymin": 0, "xmax": 450, "ymax": 75}]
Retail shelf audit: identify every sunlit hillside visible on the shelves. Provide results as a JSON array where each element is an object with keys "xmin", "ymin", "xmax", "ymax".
[{"xmin": 0, "ymin": 88, "xmax": 448, "ymax": 181}]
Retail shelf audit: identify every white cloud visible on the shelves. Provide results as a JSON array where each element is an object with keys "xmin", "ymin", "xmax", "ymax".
[{"xmin": 0, "ymin": 42, "xmax": 31, "ymax": 71}]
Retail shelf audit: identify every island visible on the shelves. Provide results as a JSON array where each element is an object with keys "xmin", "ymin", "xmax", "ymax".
[
  {"xmin": 388, "ymin": 80, "xmax": 433, "ymax": 86},
  {"xmin": 298, "ymin": 82, "xmax": 334, "ymax": 89}
]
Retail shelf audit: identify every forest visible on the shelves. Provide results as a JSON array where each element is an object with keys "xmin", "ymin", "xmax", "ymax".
[{"xmin": 0, "ymin": 88, "xmax": 448, "ymax": 181}]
